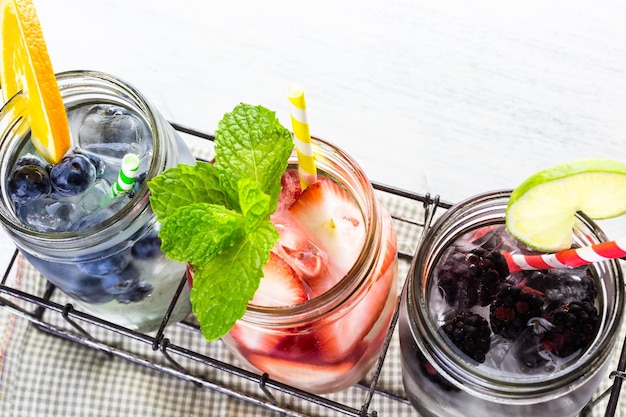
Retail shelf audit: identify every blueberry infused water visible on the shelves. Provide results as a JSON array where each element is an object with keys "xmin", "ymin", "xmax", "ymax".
[
  {"xmin": 399, "ymin": 191, "xmax": 624, "ymax": 417},
  {"xmin": 6, "ymin": 103, "xmax": 157, "ymax": 305},
  {"xmin": 0, "ymin": 71, "xmax": 195, "ymax": 331},
  {"xmin": 9, "ymin": 103, "xmax": 152, "ymax": 233}
]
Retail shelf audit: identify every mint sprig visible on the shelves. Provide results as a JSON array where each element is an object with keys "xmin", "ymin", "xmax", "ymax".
[{"xmin": 148, "ymin": 104, "xmax": 294, "ymax": 341}]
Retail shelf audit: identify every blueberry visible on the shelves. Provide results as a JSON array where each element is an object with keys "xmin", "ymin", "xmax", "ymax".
[
  {"xmin": 128, "ymin": 172, "xmax": 146, "ymax": 198},
  {"xmin": 101, "ymin": 264, "xmax": 140, "ymax": 295},
  {"xmin": 20, "ymin": 253, "xmax": 114, "ymax": 303},
  {"xmin": 78, "ymin": 250, "xmax": 132, "ymax": 276},
  {"xmin": 115, "ymin": 282, "xmax": 153, "ymax": 304},
  {"xmin": 74, "ymin": 150, "xmax": 106, "ymax": 179},
  {"xmin": 61, "ymin": 274, "xmax": 116, "ymax": 304},
  {"xmin": 70, "ymin": 207, "xmax": 116, "ymax": 232},
  {"xmin": 50, "ymin": 153, "xmax": 97, "ymax": 196},
  {"xmin": 131, "ymin": 231, "xmax": 162, "ymax": 259},
  {"xmin": 14, "ymin": 153, "xmax": 49, "ymax": 170},
  {"xmin": 7, "ymin": 165, "xmax": 52, "ymax": 205}
]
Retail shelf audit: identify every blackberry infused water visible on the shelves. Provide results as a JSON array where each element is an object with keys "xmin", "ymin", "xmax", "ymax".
[
  {"xmin": 399, "ymin": 191, "xmax": 624, "ymax": 417},
  {"xmin": 0, "ymin": 71, "xmax": 195, "ymax": 331},
  {"xmin": 431, "ymin": 225, "xmax": 598, "ymax": 371}
]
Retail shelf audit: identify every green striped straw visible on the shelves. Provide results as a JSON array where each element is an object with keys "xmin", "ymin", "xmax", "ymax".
[{"xmin": 111, "ymin": 153, "xmax": 140, "ymax": 198}]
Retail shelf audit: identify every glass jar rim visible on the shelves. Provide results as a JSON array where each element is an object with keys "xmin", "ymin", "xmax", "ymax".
[{"xmin": 0, "ymin": 70, "xmax": 166, "ymax": 250}]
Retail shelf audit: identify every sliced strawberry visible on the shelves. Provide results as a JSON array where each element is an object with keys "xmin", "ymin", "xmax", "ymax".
[
  {"xmin": 226, "ymin": 323, "xmax": 284, "ymax": 354},
  {"xmin": 270, "ymin": 209, "xmax": 327, "ymax": 279},
  {"xmin": 251, "ymin": 251, "xmax": 309, "ymax": 307},
  {"xmin": 289, "ymin": 178, "xmax": 366, "ymax": 284},
  {"xmin": 227, "ymin": 255, "xmax": 308, "ymax": 354},
  {"xmin": 276, "ymin": 168, "xmax": 302, "ymax": 211},
  {"xmin": 314, "ymin": 265, "xmax": 398, "ymax": 363},
  {"xmin": 271, "ymin": 332, "xmax": 321, "ymax": 359},
  {"xmin": 373, "ymin": 205, "xmax": 398, "ymax": 282}
]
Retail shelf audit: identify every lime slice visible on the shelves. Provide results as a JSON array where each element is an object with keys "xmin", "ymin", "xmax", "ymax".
[
  {"xmin": 506, "ymin": 158, "xmax": 626, "ymax": 252},
  {"xmin": 0, "ymin": 0, "xmax": 70, "ymax": 163}
]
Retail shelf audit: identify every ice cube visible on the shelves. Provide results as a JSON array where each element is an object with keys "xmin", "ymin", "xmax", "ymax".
[
  {"xmin": 271, "ymin": 209, "xmax": 328, "ymax": 278},
  {"xmin": 510, "ymin": 327, "xmax": 558, "ymax": 373},
  {"xmin": 79, "ymin": 178, "xmax": 113, "ymax": 214},
  {"xmin": 78, "ymin": 104, "xmax": 151, "ymax": 160},
  {"xmin": 482, "ymin": 334, "xmax": 513, "ymax": 371},
  {"xmin": 18, "ymin": 197, "xmax": 85, "ymax": 232},
  {"xmin": 70, "ymin": 198, "xmax": 126, "ymax": 231},
  {"xmin": 271, "ymin": 208, "xmax": 341, "ymax": 297}
]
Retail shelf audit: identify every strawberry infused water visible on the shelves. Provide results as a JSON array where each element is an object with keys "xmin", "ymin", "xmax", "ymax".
[
  {"xmin": 399, "ymin": 191, "xmax": 624, "ymax": 417},
  {"xmin": 149, "ymin": 104, "xmax": 398, "ymax": 394},
  {"xmin": 222, "ymin": 166, "xmax": 398, "ymax": 393}
]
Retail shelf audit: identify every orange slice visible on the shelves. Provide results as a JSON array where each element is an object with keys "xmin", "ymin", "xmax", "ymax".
[{"xmin": 0, "ymin": 0, "xmax": 70, "ymax": 163}]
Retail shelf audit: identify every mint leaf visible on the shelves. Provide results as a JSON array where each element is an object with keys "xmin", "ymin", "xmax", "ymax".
[
  {"xmin": 190, "ymin": 220, "xmax": 278, "ymax": 341},
  {"xmin": 159, "ymin": 203, "xmax": 245, "ymax": 265},
  {"xmin": 148, "ymin": 103, "xmax": 295, "ymax": 341},
  {"xmin": 237, "ymin": 178, "xmax": 271, "ymax": 233},
  {"xmin": 148, "ymin": 161, "xmax": 226, "ymax": 222},
  {"xmin": 215, "ymin": 104, "xmax": 293, "ymax": 213}
]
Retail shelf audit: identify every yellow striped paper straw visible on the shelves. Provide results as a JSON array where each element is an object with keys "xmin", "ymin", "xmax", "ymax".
[{"xmin": 287, "ymin": 83, "xmax": 317, "ymax": 188}]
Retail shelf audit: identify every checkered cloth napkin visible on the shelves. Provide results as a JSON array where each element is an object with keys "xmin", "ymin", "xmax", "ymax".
[{"xmin": 0, "ymin": 138, "xmax": 623, "ymax": 416}]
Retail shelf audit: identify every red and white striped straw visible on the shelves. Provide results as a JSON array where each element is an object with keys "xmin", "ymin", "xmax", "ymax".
[{"xmin": 503, "ymin": 237, "xmax": 626, "ymax": 273}]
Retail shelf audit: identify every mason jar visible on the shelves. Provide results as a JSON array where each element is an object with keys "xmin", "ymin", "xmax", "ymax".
[
  {"xmin": 399, "ymin": 190, "xmax": 624, "ymax": 417},
  {"xmin": 216, "ymin": 136, "xmax": 399, "ymax": 394},
  {"xmin": 0, "ymin": 70, "xmax": 194, "ymax": 332}
]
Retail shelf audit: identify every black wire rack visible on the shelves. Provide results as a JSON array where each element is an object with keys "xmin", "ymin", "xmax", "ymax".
[{"xmin": 0, "ymin": 123, "xmax": 624, "ymax": 417}]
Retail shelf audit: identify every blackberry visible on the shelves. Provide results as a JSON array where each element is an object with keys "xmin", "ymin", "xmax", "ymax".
[
  {"xmin": 518, "ymin": 268, "xmax": 597, "ymax": 306},
  {"xmin": 437, "ymin": 248, "xmax": 509, "ymax": 309},
  {"xmin": 490, "ymin": 283, "xmax": 545, "ymax": 340},
  {"xmin": 441, "ymin": 311, "xmax": 491, "ymax": 363},
  {"xmin": 542, "ymin": 300, "xmax": 599, "ymax": 358}
]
